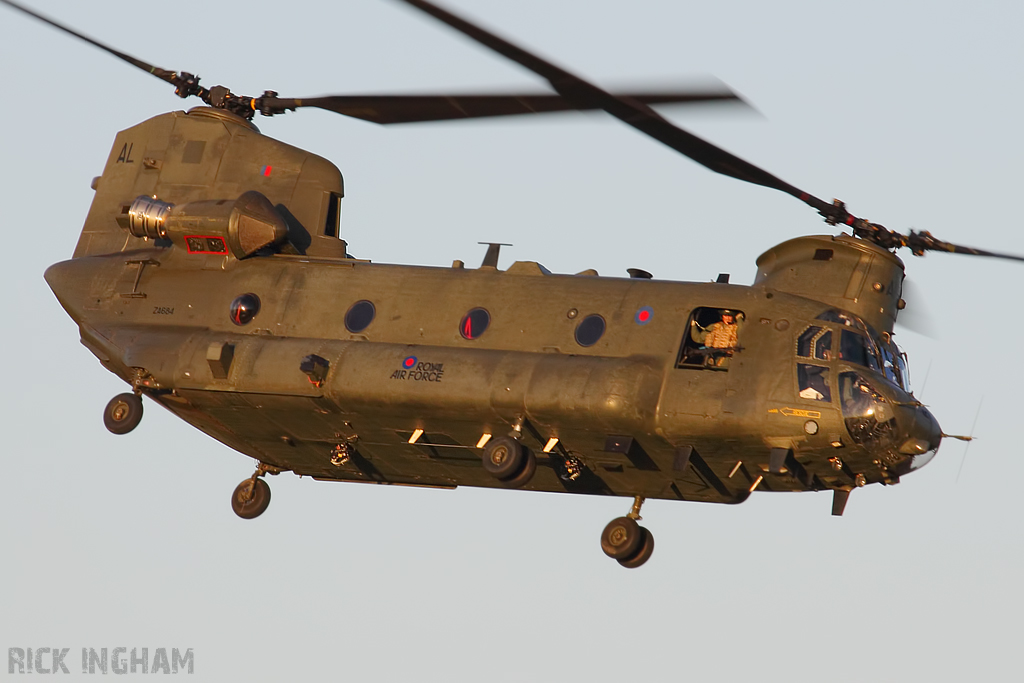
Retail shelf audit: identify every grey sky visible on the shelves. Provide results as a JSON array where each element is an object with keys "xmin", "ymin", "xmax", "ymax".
[{"xmin": 1, "ymin": 1, "xmax": 1021, "ymax": 680}]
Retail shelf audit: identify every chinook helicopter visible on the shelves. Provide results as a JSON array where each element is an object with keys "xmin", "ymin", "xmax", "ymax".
[{"xmin": 6, "ymin": 0, "xmax": 1019, "ymax": 569}]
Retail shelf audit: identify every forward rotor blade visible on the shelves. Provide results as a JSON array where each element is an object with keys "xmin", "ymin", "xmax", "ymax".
[
  {"xmin": 393, "ymin": 0, "xmax": 1024, "ymax": 263},
  {"xmin": 907, "ymin": 231, "xmax": 1024, "ymax": 262},
  {"xmin": 0, "ymin": 0, "xmax": 180, "ymax": 86},
  {"xmin": 283, "ymin": 90, "xmax": 745, "ymax": 124},
  {"xmin": 392, "ymin": 0, "xmax": 836, "ymax": 217}
]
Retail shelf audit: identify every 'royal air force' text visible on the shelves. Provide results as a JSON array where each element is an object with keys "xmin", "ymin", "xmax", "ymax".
[{"xmin": 390, "ymin": 362, "xmax": 444, "ymax": 382}]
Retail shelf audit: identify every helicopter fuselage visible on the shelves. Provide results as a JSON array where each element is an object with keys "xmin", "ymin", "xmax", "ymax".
[{"xmin": 44, "ymin": 108, "xmax": 942, "ymax": 509}]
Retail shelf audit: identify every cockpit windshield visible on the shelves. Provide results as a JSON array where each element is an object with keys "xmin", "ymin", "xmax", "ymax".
[
  {"xmin": 818, "ymin": 308, "xmax": 910, "ymax": 392},
  {"xmin": 839, "ymin": 329, "xmax": 881, "ymax": 373},
  {"xmin": 839, "ymin": 372, "xmax": 897, "ymax": 447}
]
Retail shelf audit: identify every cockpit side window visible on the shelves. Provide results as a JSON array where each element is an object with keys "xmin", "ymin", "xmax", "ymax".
[
  {"xmin": 676, "ymin": 307, "xmax": 745, "ymax": 370},
  {"xmin": 798, "ymin": 363, "xmax": 832, "ymax": 401},
  {"xmin": 815, "ymin": 330, "xmax": 833, "ymax": 361},
  {"xmin": 797, "ymin": 325, "xmax": 833, "ymax": 361},
  {"xmin": 797, "ymin": 326, "xmax": 820, "ymax": 357}
]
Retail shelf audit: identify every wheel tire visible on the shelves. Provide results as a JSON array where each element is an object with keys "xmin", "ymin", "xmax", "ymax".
[
  {"xmin": 231, "ymin": 478, "xmax": 271, "ymax": 519},
  {"xmin": 617, "ymin": 527, "xmax": 655, "ymax": 569},
  {"xmin": 600, "ymin": 516, "xmax": 642, "ymax": 560},
  {"xmin": 499, "ymin": 447, "xmax": 537, "ymax": 489},
  {"xmin": 103, "ymin": 393, "xmax": 143, "ymax": 435},
  {"xmin": 482, "ymin": 436, "xmax": 526, "ymax": 480}
]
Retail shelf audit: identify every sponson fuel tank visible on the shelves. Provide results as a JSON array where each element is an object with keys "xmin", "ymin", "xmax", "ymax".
[{"xmin": 754, "ymin": 234, "xmax": 905, "ymax": 334}]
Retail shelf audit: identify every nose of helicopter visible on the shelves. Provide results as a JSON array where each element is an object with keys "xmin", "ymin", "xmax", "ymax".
[{"xmin": 897, "ymin": 403, "xmax": 942, "ymax": 471}]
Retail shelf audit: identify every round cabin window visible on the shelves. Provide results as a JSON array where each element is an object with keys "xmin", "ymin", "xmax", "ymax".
[
  {"xmin": 229, "ymin": 293, "xmax": 261, "ymax": 326},
  {"xmin": 575, "ymin": 314, "xmax": 606, "ymax": 347},
  {"xmin": 345, "ymin": 300, "xmax": 376, "ymax": 333},
  {"xmin": 460, "ymin": 308, "xmax": 490, "ymax": 340}
]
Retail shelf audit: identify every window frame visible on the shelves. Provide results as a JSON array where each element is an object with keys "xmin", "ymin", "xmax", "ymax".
[{"xmin": 675, "ymin": 307, "xmax": 745, "ymax": 370}]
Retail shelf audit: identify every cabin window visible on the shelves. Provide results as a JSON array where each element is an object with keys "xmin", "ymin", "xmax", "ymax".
[
  {"xmin": 676, "ymin": 307, "xmax": 744, "ymax": 369},
  {"xmin": 229, "ymin": 293, "xmax": 261, "ymax": 326},
  {"xmin": 460, "ymin": 308, "xmax": 490, "ymax": 340},
  {"xmin": 574, "ymin": 314, "xmax": 606, "ymax": 347},
  {"xmin": 345, "ymin": 300, "xmax": 375, "ymax": 333},
  {"xmin": 798, "ymin": 364, "xmax": 832, "ymax": 402}
]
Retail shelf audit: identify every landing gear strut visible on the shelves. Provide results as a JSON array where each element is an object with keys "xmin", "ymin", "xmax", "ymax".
[
  {"xmin": 601, "ymin": 496, "xmax": 655, "ymax": 568},
  {"xmin": 103, "ymin": 392, "xmax": 144, "ymax": 435},
  {"xmin": 231, "ymin": 463, "xmax": 274, "ymax": 519}
]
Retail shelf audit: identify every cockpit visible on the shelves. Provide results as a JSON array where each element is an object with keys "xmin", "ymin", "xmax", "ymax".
[
  {"xmin": 796, "ymin": 308, "xmax": 939, "ymax": 473},
  {"xmin": 816, "ymin": 309, "xmax": 910, "ymax": 391}
]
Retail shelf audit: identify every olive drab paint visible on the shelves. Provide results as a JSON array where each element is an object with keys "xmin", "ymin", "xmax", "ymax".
[
  {"xmin": 45, "ymin": 107, "xmax": 942, "ymax": 514},
  {"xmin": 7, "ymin": 0, "xmax": 974, "ymax": 566}
]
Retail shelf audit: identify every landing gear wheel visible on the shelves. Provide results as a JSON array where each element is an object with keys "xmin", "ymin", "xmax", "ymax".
[
  {"xmin": 601, "ymin": 516, "xmax": 642, "ymax": 560},
  {"xmin": 231, "ymin": 478, "xmax": 271, "ymax": 519},
  {"xmin": 103, "ymin": 393, "xmax": 143, "ymax": 435},
  {"xmin": 617, "ymin": 527, "xmax": 655, "ymax": 569},
  {"xmin": 498, "ymin": 447, "xmax": 537, "ymax": 489},
  {"xmin": 482, "ymin": 436, "xmax": 527, "ymax": 480}
]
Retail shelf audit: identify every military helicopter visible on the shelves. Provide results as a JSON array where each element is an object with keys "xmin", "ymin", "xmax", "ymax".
[{"xmin": 5, "ymin": 0, "xmax": 1019, "ymax": 569}]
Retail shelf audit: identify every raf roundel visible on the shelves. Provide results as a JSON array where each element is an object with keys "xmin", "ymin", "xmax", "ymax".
[
  {"xmin": 403, "ymin": 356, "xmax": 418, "ymax": 369},
  {"xmin": 635, "ymin": 306, "xmax": 654, "ymax": 325}
]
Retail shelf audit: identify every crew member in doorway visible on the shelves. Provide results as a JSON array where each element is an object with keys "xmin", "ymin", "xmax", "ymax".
[{"xmin": 693, "ymin": 309, "xmax": 741, "ymax": 367}]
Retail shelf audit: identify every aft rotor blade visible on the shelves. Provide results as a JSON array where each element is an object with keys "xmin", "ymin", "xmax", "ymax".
[
  {"xmin": 0, "ymin": 0, "xmax": 180, "ymax": 86},
  {"xmin": 392, "ymin": 0, "xmax": 1024, "ymax": 262},
  {"xmin": 391, "ymin": 0, "xmax": 837, "ymax": 217},
  {"xmin": 283, "ymin": 90, "xmax": 745, "ymax": 124}
]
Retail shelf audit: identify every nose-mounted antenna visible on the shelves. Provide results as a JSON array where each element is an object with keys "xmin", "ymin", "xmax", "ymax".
[{"xmin": 949, "ymin": 397, "xmax": 984, "ymax": 483}]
